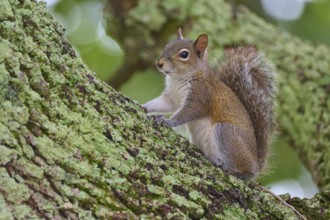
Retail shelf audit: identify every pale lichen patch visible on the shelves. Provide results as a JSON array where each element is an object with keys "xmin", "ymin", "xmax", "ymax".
[
  {"xmin": 0, "ymin": 168, "xmax": 31, "ymax": 204},
  {"xmin": 0, "ymin": 0, "xmax": 14, "ymax": 21}
]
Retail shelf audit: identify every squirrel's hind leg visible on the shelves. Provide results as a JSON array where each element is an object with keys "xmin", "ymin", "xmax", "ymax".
[{"xmin": 213, "ymin": 123, "xmax": 259, "ymax": 179}]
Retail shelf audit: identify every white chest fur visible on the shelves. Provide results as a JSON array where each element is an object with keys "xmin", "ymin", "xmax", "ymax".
[{"xmin": 165, "ymin": 75, "xmax": 191, "ymax": 109}]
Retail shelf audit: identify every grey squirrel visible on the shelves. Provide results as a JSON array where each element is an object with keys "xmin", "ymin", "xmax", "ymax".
[{"xmin": 143, "ymin": 28, "xmax": 276, "ymax": 179}]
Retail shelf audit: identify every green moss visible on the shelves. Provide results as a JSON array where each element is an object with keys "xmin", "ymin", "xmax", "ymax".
[
  {"xmin": 0, "ymin": 195, "xmax": 14, "ymax": 220},
  {"xmin": 0, "ymin": 168, "xmax": 31, "ymax": 204},
  {"xmin": 13, "ymin": 204, "xmax": 35, "ymax": 220},
  {"xmin": 188, "ymin": 190, "xmax": 210, "ymax": 207},
  {"xmin": 0, "ymin": 145, "xmax": 18, "ymax": 165},
  {"xmin": 0, "ymin": 0, "xmax": 14, "ymax": 20},
  {"xmin": 147, "ymin": 184, "xmax": 166, "ymax": 196},
  {"xmin": 220, "ymin": 204, "xmax": 247, "ymax": 220},
  {"xmin": 162, "ymin": 175, "xmax": 177, "ymax": 186},
  {"xmin": 170, "ymin": 193, "xmax": 204, "ymax": 216},
  {"xmin": 17, "ymin": 158, "xmax": 44, "ymax": 179},
  {"xmin": 0, "ymin": 0, "xmax": 328, "ymax": 218},
  {"xmin": 0, "ymin": 40, "xmax": 11, "ymax": 63},
  {"xmin": 128, "ymin": 1, "xmax": 167, "ymax": 30}
]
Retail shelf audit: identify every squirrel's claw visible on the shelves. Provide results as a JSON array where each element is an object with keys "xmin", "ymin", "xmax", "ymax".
[
  {"xmin": 152, "ymin": 115, "xmax": 170, "ymax": 127},
  {"xmin": 141, "ymin": 106, "xmax": 148, "ymax": 113}
]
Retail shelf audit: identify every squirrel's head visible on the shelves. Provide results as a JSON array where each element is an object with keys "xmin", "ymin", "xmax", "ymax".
[{"xmin": 156, "ymin": 28, "xmax": 208, "ymax": 78}]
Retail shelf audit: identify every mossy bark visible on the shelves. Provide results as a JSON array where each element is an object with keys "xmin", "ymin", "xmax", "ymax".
[
  {"xmin": 0, "ymin": 0, "xmax": 329, "ymax": 219},
  {"xmin": 104, "ymin": 0, "xmax": 330, "ymax": 191}
]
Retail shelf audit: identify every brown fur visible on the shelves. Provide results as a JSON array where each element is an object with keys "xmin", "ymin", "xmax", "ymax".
[
  {"xmin": 189, "ymin": 71, "xmax": 253, "ymax": 129},
  {"xmin": 186, "ymin": 71, "xmax": 259, "ymax": 177},
  {"xmin": 143, "ymin": 29, "xmax": 276, "ymax": 178},
  {"xmin": 219, "ymin": 46, "xmax": 277, "ymax": 170}
]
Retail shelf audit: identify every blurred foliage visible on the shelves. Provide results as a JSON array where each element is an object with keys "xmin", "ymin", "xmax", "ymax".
[
  {"xmin": 52, "ymin": 0, "xmax": 123, "ymax": 81},
  {"xmin": 120, "ymin": 69, "xmax": 164, "ymax": 103},
  {"xmin": 47, "ymin": 0, "xmax": 329, "ymax": 197},
  {"xmin": 238, "ymin": 0, "xmax": 330, "ymax": 45}
]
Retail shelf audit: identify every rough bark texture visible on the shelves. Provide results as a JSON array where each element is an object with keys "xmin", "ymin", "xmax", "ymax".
[
  {"xmin": 104, "ymin": 0, "xmax": 330, "ymax": 191},
  {"xmin": 0, "ymin": 0, "xmax": 329, "ymax": 219}
]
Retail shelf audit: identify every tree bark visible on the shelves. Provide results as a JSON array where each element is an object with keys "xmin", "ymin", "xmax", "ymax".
[
  {"xmin": 0, "ymin": 0, "xmax": 329, "ymax": 219},
  {"xmin": 104, "ymin": 0, "xmax": 330, "ymax": 191}
]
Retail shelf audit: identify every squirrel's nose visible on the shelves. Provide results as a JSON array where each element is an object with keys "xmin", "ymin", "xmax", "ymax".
[{"xmin": 157, "ymin": 60, "xmax": 164, "ymax": 69}]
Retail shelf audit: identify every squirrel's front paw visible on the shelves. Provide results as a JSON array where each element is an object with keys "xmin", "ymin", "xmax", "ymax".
[
  {"xmin": 152, "ymin": 115, "xmax": 170, "ymax": 127},
  {"xmin": 141, "ymin": 106, "xmax": 148, "ymax": 113},
  {"xmin": 141, "ymin": 104, "xmax": 150, "ymax": 113}
]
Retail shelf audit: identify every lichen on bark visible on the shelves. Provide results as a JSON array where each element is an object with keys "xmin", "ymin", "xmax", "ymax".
[{"xmin": 0, "ymin": 0, "xmax": 329, "ymax": 219}]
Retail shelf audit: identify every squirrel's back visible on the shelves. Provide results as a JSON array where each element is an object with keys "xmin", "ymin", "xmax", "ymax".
[{"xmin": 218, "ymin": 46, "xmax": 277, "ymax": 170}]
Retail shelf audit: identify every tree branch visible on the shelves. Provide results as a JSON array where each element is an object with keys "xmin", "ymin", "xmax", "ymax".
[{"xmin": 0, "ymin": 0, "xmax": 329, "ymax": 219}]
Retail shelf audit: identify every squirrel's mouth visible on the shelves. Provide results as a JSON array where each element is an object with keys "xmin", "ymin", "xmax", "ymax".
[{"xmin": 158, "ymin": 69, "xmax": 171, "ymax": 75}]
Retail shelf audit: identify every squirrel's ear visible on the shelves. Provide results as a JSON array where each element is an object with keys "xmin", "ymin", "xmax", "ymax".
[
  {"xmin": 177, "ymin": 27, "xmax": 184, "ymax": 40},
  {"xmin": 194, "ymin": 34, "xmax": 208, "ymax": 57}
]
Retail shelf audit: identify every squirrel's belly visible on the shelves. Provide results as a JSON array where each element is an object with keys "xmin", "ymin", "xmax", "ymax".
[{"xmin": 187, "ymin": 118, "xmax": 222, "ymax": 163}]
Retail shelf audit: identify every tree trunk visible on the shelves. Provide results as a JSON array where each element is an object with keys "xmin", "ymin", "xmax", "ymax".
[
  {"xmin": 0, "ymin": 0, "xmax": 329, "ymax": 219},
  {"xmin": 104, "ymin": 0, "xmax": 330, "ymax": 191}
]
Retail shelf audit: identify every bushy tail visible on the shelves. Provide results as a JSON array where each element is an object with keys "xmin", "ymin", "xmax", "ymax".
[{"xmin": 218, "ymin": 46, "xmax": 277, "ymax": 170}]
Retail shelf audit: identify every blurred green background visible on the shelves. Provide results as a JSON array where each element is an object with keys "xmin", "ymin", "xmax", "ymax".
[{"xmin": 46, "ymin": 0, "xmax": 330, "ymax": 198}]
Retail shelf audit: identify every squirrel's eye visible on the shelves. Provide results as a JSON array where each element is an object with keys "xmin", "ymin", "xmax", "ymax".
[{"xmin": 179, "ymin": 50, "xmax": 189, "ymax": 59}]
